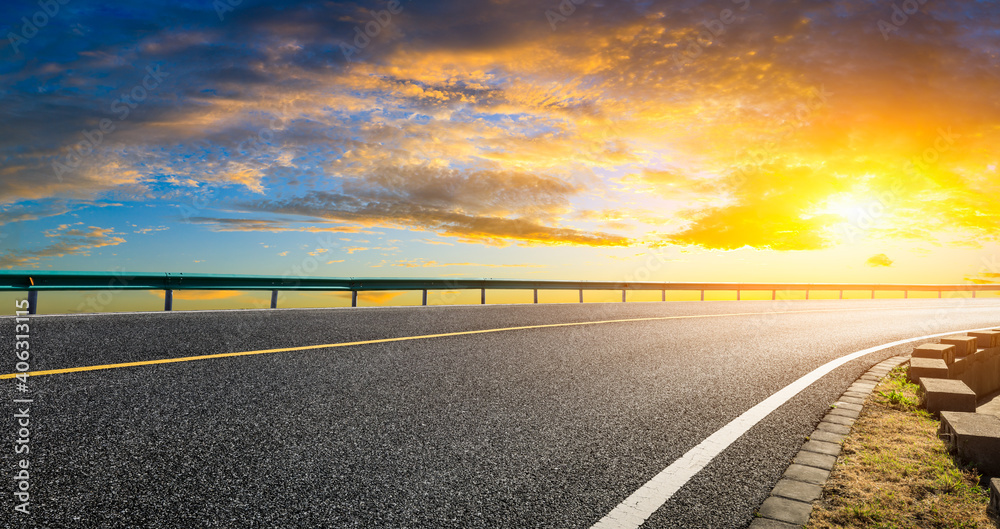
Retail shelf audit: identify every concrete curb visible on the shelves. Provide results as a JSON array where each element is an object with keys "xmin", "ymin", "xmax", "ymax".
[{"xmin": 749, "ymin": 355, "xmax": 910, "ymax": 529}]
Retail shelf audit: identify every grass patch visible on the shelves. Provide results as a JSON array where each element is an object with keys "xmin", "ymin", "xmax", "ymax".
[{"xmin": 807, "ymin": 365, "xmax": 995, "ymax": 529}]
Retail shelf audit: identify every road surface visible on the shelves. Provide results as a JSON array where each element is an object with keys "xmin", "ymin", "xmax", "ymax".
[{"xmin": 3, "ymin": 299, "xmax": 999, "ymax": 528}]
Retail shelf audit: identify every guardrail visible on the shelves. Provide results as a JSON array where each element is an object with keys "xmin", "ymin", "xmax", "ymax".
[{"xmin": 3, "ymin": 271, "xmax": 999, "ymax": 314}]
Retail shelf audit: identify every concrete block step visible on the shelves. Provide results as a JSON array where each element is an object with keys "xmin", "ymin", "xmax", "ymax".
[
  {"xmin": 908, "ymin": 357, "xmax": 949, "ymax": 384},
  {"xmin": 938, "ymin": 411, "xmax": 1000, "ymax": 479},
  {"xmin": 918, "ymin": 378, "xmax": 977, "ymax": 415},
  {"xmin": 969, "ymin": 331, "xmax": 1000, "ymax": 349},
  {"xmin": 913, "ymin": 343, "xmax": 956, "ymax": 364},
  {"xmin": 941, "ymin": 336, "xmax": 979, "ymax": 358}
]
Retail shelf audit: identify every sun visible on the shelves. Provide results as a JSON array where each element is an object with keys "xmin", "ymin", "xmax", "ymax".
[{"xmin": 817, "ymin": 193, "xmax": 872, "ymax": 222}]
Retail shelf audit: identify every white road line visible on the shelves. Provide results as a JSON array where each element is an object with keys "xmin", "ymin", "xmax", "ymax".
[{"xmin": 590, "ymin": 325, "xmax": 999, "ymax": 529}]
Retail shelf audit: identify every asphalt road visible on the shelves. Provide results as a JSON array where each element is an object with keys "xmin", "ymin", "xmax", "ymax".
[{"xmin": 3, "ymin": 299, "xmax": 1000, "ymax": 528}]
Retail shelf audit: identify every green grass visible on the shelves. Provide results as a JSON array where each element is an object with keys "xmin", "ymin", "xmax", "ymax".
[{"xmin": 807, "ymin": 366, "xmax": 994, "ymax": 529}]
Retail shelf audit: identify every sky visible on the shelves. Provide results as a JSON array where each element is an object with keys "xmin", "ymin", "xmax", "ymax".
[{"xmin": 2, "ymin": 0, "xmax": 1000, "ymax": 311}]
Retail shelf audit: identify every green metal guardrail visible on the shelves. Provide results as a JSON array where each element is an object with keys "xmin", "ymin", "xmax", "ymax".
[{"xmin": 3, "ymin": 271, "xmax": 998, "ymax": 314}]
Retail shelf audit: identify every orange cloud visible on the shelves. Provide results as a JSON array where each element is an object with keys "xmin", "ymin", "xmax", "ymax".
[
  {"xmin": 245, "ymin": 191, "xmax": 633, "ymax": 247},
  {"xmin": 0, "ymin": 223, "xmax": 125, "ymax": 268},
  {"xmin": 665, "ymin": 164, "xmax": 847, "ymax": 251},
  {"xmin": 866, "ymin": 254, "xmax": 894, "ymax": 267},
  {"xmin": 964, "ymin": 272, "xmax": 1000, "ymax": 284},
  {"xmin": 185, "ymin": 218, "xmax": 373, "ymax": 234}
]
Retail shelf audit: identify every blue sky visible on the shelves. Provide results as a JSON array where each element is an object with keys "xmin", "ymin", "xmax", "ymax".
[{"xmin": 3, "ymin": 0, "xmax": 1000, "ymax": 305}]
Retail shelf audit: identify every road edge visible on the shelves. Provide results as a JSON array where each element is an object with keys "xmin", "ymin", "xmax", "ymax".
[{"xmin": 749, "ymin": 355, "xmax": 910, "ymax": 528}]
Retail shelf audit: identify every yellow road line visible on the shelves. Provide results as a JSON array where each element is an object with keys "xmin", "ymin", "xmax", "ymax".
[{"xmin": 0, "ymin": 304, "xmax": 988, "ymax": 379}]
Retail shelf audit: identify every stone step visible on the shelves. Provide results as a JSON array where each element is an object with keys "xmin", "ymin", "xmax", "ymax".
[
  {"xmin": 969, "ymin": 331, "xmax": 1000, "ymax": 349},
  {"xmin": 938, "ymin": 411, "xmax": 1000, "ymax": 479},
  {"xmin": 918, "ymin": 378, "xmax": 976, "ymax": 415},
  {"xmin": 941, "ymin": 336, "xmax": 979, "ymax": 358},
  {"xmin": 908, "ymin": 357, "xmax": 949, "ymax": 384},
  {"xmin": 913, "ymin": 343, "xmax": 956, "ymax": 365}
]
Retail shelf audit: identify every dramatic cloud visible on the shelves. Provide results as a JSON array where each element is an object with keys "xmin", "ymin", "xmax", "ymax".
[
  {"xmin": 665, "ymin": 164, "xmax": 846, "ymax": 251},
  {"xmin": 184, "ymin": 217, "xmax": 375, "ymax": 234},
  {"xmin": 3, "ymin": 0, "xmax": 999, "ymax": 267},
  {"xmin": 243, "ymin": 190, "xmax": 633, "ymax": 247}
]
